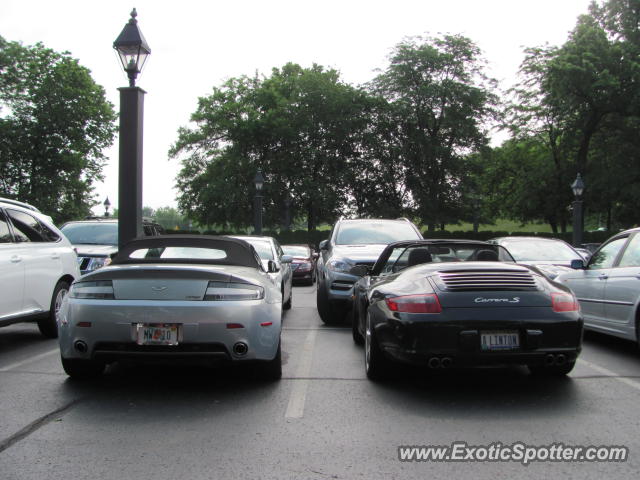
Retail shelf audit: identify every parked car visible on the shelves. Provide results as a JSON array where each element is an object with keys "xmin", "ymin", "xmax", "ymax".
[
  {"xmin": 556, "ymin": 227, "xmax": 640, "ymax": 346},
  {"xmin": 60, "ymin": 217, "xmax": 164, "ymax": 275},
  {"xmin": 230, "ymin": 235, "xmax": 293, "ymax": 310},
  {"xmin": 58, "ymin": 235, "xmax": 283, "ymax": 380},
  {"xmin": 0, "ymin": 199, "xmax": 80, "ymax": 337},
  {"xmin": 316, "ymin": 218, "xmax": 423, "ymax": 324},
  {"xmin": 282, "ymin": 244, "xmax": 318, "ymax": 285},
  {"xmin": 350, "ymin": 239, "xmax": 583, "ymax": 380},
  {"xmin": 489, "ymin": 236, "xmax": 584, "ymax": 280}
]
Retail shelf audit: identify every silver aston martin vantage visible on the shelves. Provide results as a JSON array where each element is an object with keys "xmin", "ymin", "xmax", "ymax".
[{"xmin": 58, "ymin": 235, "xmax": 283, "ymax": 380}]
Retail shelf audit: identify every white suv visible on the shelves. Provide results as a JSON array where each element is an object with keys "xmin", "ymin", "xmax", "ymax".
[{"xmin": 0, "ymin": 198, "xmax": 80, "ymax": 337}]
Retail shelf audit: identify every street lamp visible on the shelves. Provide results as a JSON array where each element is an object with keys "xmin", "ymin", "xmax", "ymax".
[
  {"xmin": 571, "ymin": 173, "xmax": 585, "ymax": 247},
  {"xmin": 113, "ymin": 9, "xmax": 150, "ymax": 250},
  {"xmin": 103, "ymin": 197, "xmax": 111, "ymax": 217},
  {"xmin": 254, "ymin": 169, "xmax": 265, "ymax": 235}
]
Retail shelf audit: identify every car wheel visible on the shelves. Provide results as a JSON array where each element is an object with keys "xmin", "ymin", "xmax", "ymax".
[
  {"xmin": 365, "ymin": 311, "xmax": 392, "ymax": 381},
  {"xmin": 283, "ymin": 286, "xmax": 292, "ymax": 310},
  {"xmin": 38, "ymin": 280, "xmax": 70, "ymax": 339},
  {"xmin": 528, "ymin": 361, "xmax": 576, "ymax": 376},
  {"xmin": 61, "ymin": 356, "xmax": 105, "ymax": 380},
  {"xmin": 316, "ymin": 281, "xmax": 341, "ymax": 324},
  {"xmin": 257, "ymin": 340, "xmax": 282, "ymax": 381},
  {"xmin": 352, "ymin": 301, "xmax": 364, "ymax": 345}
]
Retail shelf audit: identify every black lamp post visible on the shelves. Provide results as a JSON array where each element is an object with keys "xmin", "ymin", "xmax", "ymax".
[
  {"xmin": 254, "ymin": 169, "xmax": 265, "ymax": 235},
  {"xmin": 571, "ymin": 173, "xmax": 585, "ymax": 247},
  {"xmin": 103, "ymin": 197, "xmax": 111, "ymax": 217},
  {"xmin": 113, "ymin": 8, "xmax": 150, "ymax": 250}
]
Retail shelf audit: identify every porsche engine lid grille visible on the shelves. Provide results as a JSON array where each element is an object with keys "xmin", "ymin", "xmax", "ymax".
[{"xmin": 437, "ymin": 270, "xmax": 539, "ymax": 291}]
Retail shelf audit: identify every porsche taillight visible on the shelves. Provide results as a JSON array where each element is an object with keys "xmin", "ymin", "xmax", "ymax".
[
  {"xmin": 551, "ymin": 292, "xmax": 579, "ymax": 312},
  {"xmin": 385, "ymin": 294, "xmax": 442, "ymax": 314}
]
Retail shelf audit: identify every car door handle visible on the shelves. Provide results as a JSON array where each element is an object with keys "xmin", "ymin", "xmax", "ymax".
[
  {"xmin": 598, "ymin": 274, "xmax": 609, "ymax": 280},
  {"xmin": 50, "ymin": 254, "xmax": 60, "ymax": 260},
  {"xmin": 10, "ymin": 255, "xmax": 22, "ymax": 263}
]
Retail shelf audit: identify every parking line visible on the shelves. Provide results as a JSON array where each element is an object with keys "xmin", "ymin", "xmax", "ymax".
[
  {"xmin": 0, "ymin": 347, "xmax": 59, "ymax": 372},
  {"xmin": 578, "ymin": 358, "xmax": 640, "ymax": 392},
  {"xmin": 285, "ymin": 329, "xmax": 317, "ymax": 419}
]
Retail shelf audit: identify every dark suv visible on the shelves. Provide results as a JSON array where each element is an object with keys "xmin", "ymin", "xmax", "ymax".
[
  {"xmin": 60, "ymin": 217, "xmax": 165, "ymax": 275},
  {"xmin": 316, "ymin": 218, "xmax": 423, "ymax": 324}
]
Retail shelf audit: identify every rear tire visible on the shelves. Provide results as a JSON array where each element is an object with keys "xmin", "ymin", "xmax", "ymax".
[
  {"xmin": 528, "ymin": 361, "xmax": 576, "ymax": 376},
  {"xmin": 352, "ymin": 302, "xmax": 364, "ymax": 345},
  {"xmin": 61, "ymin": 356, "xmax": 105, "ymax": 380},
  {"xmin": 316, "ymin": 280, "xmax": 347, "ymax": 325},
  {"xmin": 38, "ymin": 280, "xmax": 70, "ymax": 339},
  {"xmin": 257, "ymin": 341, "xmax": 282, "ymax": 380},
  {"xmin": 283, "ymin": 286, "xmax": 292, "ymax": 310},
  {"xmin": 365, "ymin": 311, "xmax": 392, "ymax": 381}
]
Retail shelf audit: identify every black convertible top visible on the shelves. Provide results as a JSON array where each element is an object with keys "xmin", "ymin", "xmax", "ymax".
[{"xmin": 111, "ymin": 235, "xmax": 262, "ymax": 268}]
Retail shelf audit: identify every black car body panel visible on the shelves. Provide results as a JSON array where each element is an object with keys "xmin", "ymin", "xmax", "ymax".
[{"xmin": 352, "ymin": 240, "xmax": 583, "ymax": 375}]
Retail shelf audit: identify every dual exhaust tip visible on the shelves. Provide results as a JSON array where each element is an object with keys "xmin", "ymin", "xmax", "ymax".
[
  {"xmin": 428, "ymin": 357, "xmax": 453, "ymax": 369},
  {"xmin": 545, "ymin": 353, "xmax": 567, "ymax": 366}
]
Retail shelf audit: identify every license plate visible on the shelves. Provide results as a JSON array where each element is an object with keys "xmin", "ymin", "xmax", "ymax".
[
  {"xmin": 480, "ymin": 331, "xmax": 519, "ymax": 351},
  {"xmin": 136, "ymin": 323, "xmax": 179, "ymax": 346}
]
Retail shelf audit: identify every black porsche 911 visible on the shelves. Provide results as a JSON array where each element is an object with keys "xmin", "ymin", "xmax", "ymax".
[{"xmin": 350, "ymin": 240, "xmax": 583, "ymax": 380}]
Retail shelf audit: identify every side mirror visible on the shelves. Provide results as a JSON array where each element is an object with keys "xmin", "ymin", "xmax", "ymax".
[
  {"xmin": 349, "ymin": 265, "xmax": 370, "ymax": 277},
  {"xmin": 319, "ymin": 240, "xmax": 329, "ymax": 250},
  {"xmin": 281, "ymin": 255, "xmax": 293, "ymax": 264},
  {"xmin": 312, "ymin": 252, "xmax": 319, "ymax": 260},
  {"xmin": 570, "ymin": 259, "xmax": 585, "ymax": 269},
  {"xmin": 267, "ymin": 260, "xmax": 279, "ymax": 273}
]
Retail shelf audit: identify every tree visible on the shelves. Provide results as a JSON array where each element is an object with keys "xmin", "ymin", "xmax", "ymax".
[
  {"xmin": 171, "ymin": 64, "xmax": 374, "ymax": 231},
  {"xmin": 369, "ymin": 35, "xmax": 499, "ymax": 231},
  {"xmin": 0, "ymin": 37, "xmax": 117, "ymax": 223}
]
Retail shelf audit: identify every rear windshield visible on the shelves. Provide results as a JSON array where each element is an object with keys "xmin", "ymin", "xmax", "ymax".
[
  {"xmin": 61, "ymin": 223, "xmax": 118, "ymax": 245},
  {"xmin": 501, "ymin": 239, "xmax": 579, "ymax": 262},
  {"xmin": 336, "ymin": 221, "xmax": 420, "ymax": 245},
  {"xmin": 283, "ymin": 246, "xmax": 310, "ymax": 257},
  {"xmin": 112, "ymin": 237, "xmax": 261, "ymax": 268}
]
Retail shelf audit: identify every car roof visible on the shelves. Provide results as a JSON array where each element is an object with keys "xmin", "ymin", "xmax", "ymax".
[
  {"xmin": 0, "ymin": 197, "xmax": 41, "ymax": 212},
  {"xmin": 111, "ymin": 234, "xmax": 262, "ymax": 268}
]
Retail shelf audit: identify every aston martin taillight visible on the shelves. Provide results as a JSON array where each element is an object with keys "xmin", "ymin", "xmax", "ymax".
[
  {"xmin": 551, "ymin": 292, "xmax": 580, "ymax": 312},
  {"xmin": 385, "ymin": 294, "xmax": 442, "ymax": 314}
]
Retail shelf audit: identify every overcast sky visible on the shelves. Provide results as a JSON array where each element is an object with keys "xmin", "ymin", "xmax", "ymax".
[{"xmin": 0, "ymin": 0, "xmax": 595, "ymax": 214}]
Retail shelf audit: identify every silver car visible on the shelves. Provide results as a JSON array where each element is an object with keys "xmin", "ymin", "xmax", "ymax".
[
  {"xmin": 556, "ymin": 227, "xmax": 640, "ymax": 346},
  {"xmin": 230, "ymin": 235, "xmax": 293, "ymax": 311},
  {"xmin": 58, "ymin": 235, "xmax": 283, "ymax": 380}
]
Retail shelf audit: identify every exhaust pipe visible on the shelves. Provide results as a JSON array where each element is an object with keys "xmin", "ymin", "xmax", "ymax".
[
  {"xmin": 232, "ymin": 342, "xmax": 248, "ymax": 356},
  {"xmin": 544, "ymin": 354, "xmax": 556, "ymax": 366},
  {"xmin": 555, "ymin": 354, "xmax": 566, "ymax": 366},
  {"xmin": 428, "ymin": 357, "xmax": 441, "ymax": 369},
  {"xmin": 74, "ymin": 340, "xmax": 88, "ymax": 353},
  {"xmin": 441, "ymin": 357, "xmax": 453, "ymax": 368}
]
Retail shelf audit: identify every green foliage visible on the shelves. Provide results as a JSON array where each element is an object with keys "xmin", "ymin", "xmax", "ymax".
[
  {"xmin": 369, "ymin": 35, "xmax": 499, "ymax": 230},
  {"xmin": 0, "ymin": 37, "xmax": 117, "ymax": 223}
]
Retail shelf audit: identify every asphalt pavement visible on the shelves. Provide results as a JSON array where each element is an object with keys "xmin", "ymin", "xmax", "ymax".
[{"xmin": 0, "ymin": 285, "xmax": 639, "ymax": 479}]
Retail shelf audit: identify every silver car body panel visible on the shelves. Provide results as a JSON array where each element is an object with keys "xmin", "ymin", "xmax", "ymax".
[{"xmin": 58, "ymin": 263, "xmax": 282, "ymax": 362}]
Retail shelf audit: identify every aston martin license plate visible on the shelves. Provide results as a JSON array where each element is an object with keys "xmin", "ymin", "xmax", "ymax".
[
  {"xmin": 136, "ymin": 323, "xmax": 179, "ymax": 346},
  {"xmin": 480, "ymin": 331, "xmax": 519, "ymax": 351}
]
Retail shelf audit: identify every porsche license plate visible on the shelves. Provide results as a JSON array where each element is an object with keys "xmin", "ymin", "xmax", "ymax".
[
  {"xmin": 136, "ymin": 323, "xmax": 179, "ymax": 346},
  {"xmin": 480, "ymin": 331, "xmax": 519, "ymax": 351}
]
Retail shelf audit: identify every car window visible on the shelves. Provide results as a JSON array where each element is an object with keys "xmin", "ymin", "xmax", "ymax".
[
  {"xmin": 588, "ymin": 237, "xmax": 628, "ymax": 269},
  {"xmin": 246, "ymin": 240, "xmax": 274, "ymax": 260},
  {"xmin": 6, "ymin": 209, "xmax": 55, "ymax": 242},
  {"xmin": 129, "ymin": 246, "xmax": 227, "ymax": 260},
  {"xmin": 61, "ymin": 222, "xmax": 118, "ymax": 245},
  {"xmin": 335, "ymin": 221, "xmax": 420, "ymax": 245},
  {"xmin": 378, "ymin": 244, "xmax": 512, "ymax": 275},
  {"xmin": 0, "ymin": 210, "xmax": 12, "ymax": 243},
  {"xmin": 283, "ymin": 246, "xmax": 310, "ymax": 257},
  {"xmin": 500, "ymin": 239, "xmax": 579, "ymax": 262},
  {"xmin": 617, "ymin": 234, "xmax": 640, "ymax": 267}
]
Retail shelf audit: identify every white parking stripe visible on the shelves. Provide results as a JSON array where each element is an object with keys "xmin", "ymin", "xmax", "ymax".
[
  {"xmin": 578, "ymin": 358, "xmax": 640, "ymax": 392},
  {"xmin": 0, "ymin": 347, "xmax": 59, "ymax": 372},
  {"xmin": 285, "ymin": 329, "xmax": 317, "ymax": 419}
]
